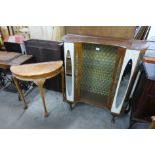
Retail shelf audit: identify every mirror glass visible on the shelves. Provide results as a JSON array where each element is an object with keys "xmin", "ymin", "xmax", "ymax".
[
  {"xmin": 66, "ymin": 50, "xmax": 72, "ymax": 96},
  {"xmin": 115, "ymin": 59, "xmax": 132, "ymax": 108}
]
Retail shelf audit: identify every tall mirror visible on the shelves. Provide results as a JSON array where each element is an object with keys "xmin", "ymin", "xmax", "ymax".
[
  {"xmin": 66, "ymin": 50, "xmax": 72, "ymax": 96},
  {"xmin": 115, "ymin": 59, "xmax": 132, "ymax": 108}
]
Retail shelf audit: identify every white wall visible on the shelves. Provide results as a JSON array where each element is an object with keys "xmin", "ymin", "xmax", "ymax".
[
  {"xmin": 29, "ymin": 26, "xmax": 54, "ymax": 40},
  {"xmin": 147, "ymin": 26, "xmax": 155, "ymax": 39}
]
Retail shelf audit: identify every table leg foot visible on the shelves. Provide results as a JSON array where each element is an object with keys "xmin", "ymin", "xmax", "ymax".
[
  {"xmin": 24, "ymin": 105, "xmax": 28, "ymax": 110},
  {"xmin": 44, "ymin": 112, "xmax": 49, "ymax": 117}
]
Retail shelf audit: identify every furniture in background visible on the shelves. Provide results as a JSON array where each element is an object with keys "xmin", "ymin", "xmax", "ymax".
[
  {"xmin": 4, "ymin": 35, "xmax": 26, "ymax": 54},
  {"xmin": 0, "ymin": 27, "xmax": 6, "ymax": 51},
  {"xmin": 129, "ymin": 116, "xmax": 155, "ymax": 129},
  {"xmin": 62, "ymin": 34, "xmax": 155, "ymax": 117},
  {"xmin": 65, "ymin": 26, "xmax": 136, "ymax": 39},
  {"xmin": 130, "ymin": 58, "xmax": 155, "ymax": 123},
  {"xmin": 24, "ymin": 39, "xmax": 64, "ymax": 92},
  {"xmin": 64, "ymin": 26, "xmax": 151, "ymax": 40},
  {"xmin": 0, "ymin": 51, "xmax": 33, "ymax": 93},
  {"xmin": 134, "ymin": 26, "xmax": 151, "ymax": 40},
  {"xmin": 0, "ymin": 51, "xmax": 32, "ymax": 69},
  {"xmin": 0, "ymin": 27, "xmax": 3, "ymax": 48},
  {"xmin": 10, "ymin": 61, "xmax": 64, "ymax": 117},
  {"xmin": 13, "ymin": 27, "xmax": 30, "ymax": 40}
]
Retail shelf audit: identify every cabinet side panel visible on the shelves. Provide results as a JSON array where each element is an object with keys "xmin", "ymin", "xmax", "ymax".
[{"xmin": 64, "ymin": 42, "xmax": 74, "ymax": 102}]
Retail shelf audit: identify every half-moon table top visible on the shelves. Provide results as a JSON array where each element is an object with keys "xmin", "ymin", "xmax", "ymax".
[{"xmin": 11, "ymin": 61, "xmax": 63, "ymax": 79}]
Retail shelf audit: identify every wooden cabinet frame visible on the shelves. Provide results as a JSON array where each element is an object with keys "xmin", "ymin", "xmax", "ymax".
[{"xmin": 63, "ymin": 34, "xmax": 149, "ymax": 115}]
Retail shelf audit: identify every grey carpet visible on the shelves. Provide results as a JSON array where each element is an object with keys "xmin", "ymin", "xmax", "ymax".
[{"xmin": 0, "ymin": 88, "xmax": 130, "ymax": 129}]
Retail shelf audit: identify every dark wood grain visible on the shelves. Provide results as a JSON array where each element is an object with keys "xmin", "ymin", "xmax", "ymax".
[
  {"xmin": 132, "ymin": 63, "xmax": 155, "ymax": 120},
  {"xmin": 65, "ymin": 26, "xmax": 136, "ymax": 39},
  {"xmin": 62, "ymin": 34, "xmax": 155, "ymax": 50}
]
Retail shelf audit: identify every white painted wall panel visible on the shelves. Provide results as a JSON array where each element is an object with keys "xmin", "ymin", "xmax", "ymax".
[{"xmin": 29, "ymin": 26, "xmax": 53, "ymax": 40}]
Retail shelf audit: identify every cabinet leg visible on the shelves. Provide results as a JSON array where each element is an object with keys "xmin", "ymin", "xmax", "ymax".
[
  {"xmin": 13, "ymin": 77, "xmax": 27, "ymax": 109},
  {"xmin": 68, "ymin": 102, "xmax": 77, "ymax": 111},
  {"xmin": 111, "ymin": 114, "xmax": 118, "ymax": 123},
  {"xmin": 67, "ymin": 102, "xmax": 73, "ymax": 111},
  {"xmin": 69, "ymin": 103, "xmax": 73, "ymax": 110}
]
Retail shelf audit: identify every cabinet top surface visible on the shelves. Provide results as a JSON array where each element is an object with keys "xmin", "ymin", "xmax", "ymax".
[{"xmin": 62, "ymin": 34, "xmax": 155, "ymax": 50}]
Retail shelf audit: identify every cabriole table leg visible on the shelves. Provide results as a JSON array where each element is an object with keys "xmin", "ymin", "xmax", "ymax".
[
  {"xmin": 13, "ymin": 77, "xmax": 28, "ymax": 109},
  {"xmin": 34, "ymin": 80, "xmax": 49, "ymax": 117}
]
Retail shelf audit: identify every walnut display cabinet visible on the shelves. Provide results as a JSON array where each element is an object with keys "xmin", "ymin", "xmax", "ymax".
[{"xmin": 63, "ymin": 34, "xmax": 150, "ymax": 115}]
